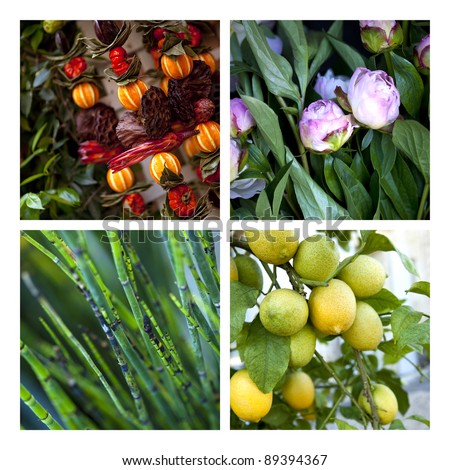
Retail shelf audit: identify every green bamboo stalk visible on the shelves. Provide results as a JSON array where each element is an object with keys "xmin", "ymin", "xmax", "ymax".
[
  {"xmin": 20, "ymin": 383, "xmax": 63, "ymax": 430},
  {"xmin": 20, "ymin": 340, "xmax": 94, "ymax": 430},
  {"xmin": 38, "ymin": 317, "xmax": 71, "ymax": 360},
  {"xmin": 22, "ymin": 272, "xmax": 145, "ymax": 428}
]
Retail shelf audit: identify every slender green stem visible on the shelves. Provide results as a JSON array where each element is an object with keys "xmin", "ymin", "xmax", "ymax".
[
  {"xmin": 276, "ymin": 95, "xmax": 310, "ymax": 174},
  {"xmin": 20, "ymin": 383, "xmax": 63, "ymax": 430},
  {"xmin": 314, "ymin": 349, "xmax": 368, "ymax": 427},
  {"xmin": 318, "ymin": 393, "xmax": 344, "ymax": 430},
  {"xmin": 353, "ymin": 349, "xmax": 380, "ymax": 430},
  {"xmin": 417, "ymin": 183, "xmax": 430, "ymax": 220},
  {"xmin": 384, "ymin": 51, "xmax": 395, "ymax": 79}
]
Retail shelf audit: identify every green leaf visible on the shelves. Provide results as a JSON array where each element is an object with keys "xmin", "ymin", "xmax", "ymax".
[
  {"xmin": 31, "ymin": 123, "xmax": 48, "ymax": 152},
  {"xmin": 381, "ymin": 154, "xmax": 418, "ymax": 220},
  {"xmin": 407, "ymin": 415, "xmax": 430, "ymax": 428},
  {"xmin": 326, "ymin": 34, "xmax": 366, "ymax": 72},
  {"xmin": 241, "ymin": 96, "xmax": 286, "ymax": 164},
  {"xmin": 21, "ymin": 192, "xmax": 45, "ymax": 210},
  {"xmin": 360, "ymin": 231, "xmax": 420, "ymax": 277},
  {"xmin": 324, "ymin": 155, "xmax": 344, "ymax": 201},
  {"xmin": 364, "ymin": 288, "xmax": 404, "ymax": 314},
  {"xmin": 30, "ymin": 28, "xmax": 44, "ymax": 51},
  {"xmin": 262, "ymin": 403, "xmax": 292, "ymax": 427},
  {"xmin": 244, "ymin": 316, "xmax": 290, "ymax": 393},
  {"xmin": 379, "ymin": 339, "xmax": 413, "ymax": 363},
  {"xmin": 370, "ymin": 132, "xmax": 396, "ymax": 179},
  {"xmin": 340, "ymin": 406, "xmax": 363, "ymax": 421},
  {"xmin": 264, "ymin": 160, "xmax": 293, "ymax": 218},
  {"xmin": 279, "ymin": 21, "xmax": 309, "ymax": 98},
  {"xmin": 286, "ymin": 149, "xmax": 348, "ymax": 219},
  {"xmin": 392, "ymin": 120, "xmax": 429, "ymax": 183},
  {"xmin": 391, "ymin": 52, "xmax": 424, "ymax": 117},
  {"xmin": 350, "ymin": 153, "xmax": 370, "ymax": 186},
  {"xmin": 361, "ymin": 129, "xmax": 373, "ymax": 151},
  {"xmin": 33, "ymin": 67, "xmax": 51, "ymax": 88},
  {"xmin": 21, "ymin": 91, "xmax": 33, "ymax": 117},
  {"xmin": 335, "ymin": 419, "xmax": 358, "ymax": 430},
  {"xmin": 391, "ymin": 306, "xmax": 429, "ymax": 353},
  {"xmin": 242, "ymin": 21, "xmax": 300, "ymax": 103},
  {"xmin": 333, "ymin": 159, "xmax": 373, "ymax": 219},
  {"xmin": 230, "ymin": 281, "xmax": 259, "ymax": 342},
  {"xmin": 43, "ymin": 188, "xmax": 80, "ymax": 207},
  {"xmin": 308, "ymin": 21, "xmax": 343, "ymax": 86},
  {"xmin": 255, "ymin": 190, "xmax": 273, "ymax": 219},
  {"xmin": 20, "ymin": 172, "xmax": 48, "ymax": 186},
  {"xmin": 389, "ymin": 419, "xmax": 406, "ymax": 430},
  {"xmin": 406, "ymin": 281, "xmax": 430, "ymax": 297}
]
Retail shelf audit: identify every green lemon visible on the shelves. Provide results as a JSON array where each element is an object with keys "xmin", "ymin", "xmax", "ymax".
[
  {"xmin": 342, "ymin": 301, "xmax": 383, "ymax": 350},
  {"xmin": 282, "ymin": 371, "xmax": 315, "ymax": 410},
  {"xmin": 358, "ymin": 384, "xmax": 398, "ymax": 425},
  {"xmin": 234, "ymin": 255, "xmax": 264, "ymax": 291},
  {"xmin": 337, "ymin": 255, "xmax": 387, "ymax": 298},
  {"xmin": 260, "ymin": 288, "xmax": 308, "ymax": 336},
  {"xmin": 289, "ymin": 323, "xmax": 317, "ymax": 368},
  {"xmin": 293, "ymin": 234, "xmax": 340, "ymax": 281},
  {"xmin": 245, "ymin": 230, "xmax": 299, "ymax": 265}
]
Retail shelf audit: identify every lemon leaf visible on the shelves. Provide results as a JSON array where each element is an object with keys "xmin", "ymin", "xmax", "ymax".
[
  {"xmin": 244, "ymin": 316, "xmax": 290, "ymax": 393},
  {"xmin": 230, "ymin": 281, "xmax": 259, "ymax": 342}
]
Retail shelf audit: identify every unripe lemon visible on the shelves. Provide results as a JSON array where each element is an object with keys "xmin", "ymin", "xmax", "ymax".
[
  {"xmin": 245, "ymin": 230, "xmax": 299, "ymax": 265},
  {"xmin": 289, "ymin": 323, "xmax": 317, "ymax": 368},
  {"xmin": 282, "ymin": 371, "xmax": 315, "ymax": 410},
  {"xmin": 293, "ymin": 234, "xmax": 340, "ymax": 281},
  {"xmin": 230, "ymin": 369, "xmax": 272, "ymax": 422},
  {"xmin": 342, "ymin": 301, "xmax": 383, "ymax": 350},
  {"xmin": 309, "ymin": 279, "xmax": 356, "ymax": 335},
  {"xmin": 337, "ymin": 255, "xmax": 387, "ymax": 298},
  {"xmin": 230, "ymin": 257, "xmax": 239, "ymax": 281},
  {"xmin": 234, "ymin": 255, "xmax": 263, "ymax": 291},
  {"xmin": 358, "ymin": 384, "xmax": 398, "ymax": 425},
  {"xmin": 260, "ymin": 289, "xmax": 308, "ymax": 336}
]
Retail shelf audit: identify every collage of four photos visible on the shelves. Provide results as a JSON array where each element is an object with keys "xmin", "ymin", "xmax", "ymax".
[{"xmin": 20, "ymin": 19, "xmax": 430, "ymax": 433}]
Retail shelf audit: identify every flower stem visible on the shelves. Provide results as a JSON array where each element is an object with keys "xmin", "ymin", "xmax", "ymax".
[
  {"xmin": 276, "ymin": 96, "xmax": 310, "ymax": 174},
  {"xmin": 384, "ymin": 51, "xmax": 395, "ymax": 79},
  {"xmin": 417, "ymin": 182, "xmax": 430, "ymax": 220}
]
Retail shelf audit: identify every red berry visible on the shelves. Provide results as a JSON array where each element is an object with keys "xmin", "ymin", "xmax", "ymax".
[
  {"xmin": 153, "ymin": 27, "xmax": 166, "ymax": 40},
  {"xmin": 168, "ymin": 184, "xmax": 196, "ymax": 218},
  {"xmin": 196, "ymin": 165, "xmax": 220, "ymax": 184},
  {"xmin": 187, "ymin": 24, "xmax": 202, "ymax": 47},
  {"xmin": 109, "ymin": 47, "xmax": 130, "ymax": 76},
  {"xmin": 63, "ymin": 56, "xmax": 87, "ymax": 79}
]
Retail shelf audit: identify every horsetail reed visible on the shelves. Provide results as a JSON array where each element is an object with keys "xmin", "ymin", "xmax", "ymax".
[{"xmin": 20, "ymin": 230, "xmax": 220, "ymax": 430}]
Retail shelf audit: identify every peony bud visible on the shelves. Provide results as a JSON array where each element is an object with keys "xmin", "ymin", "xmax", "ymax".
[
  {"xmin": 299, "ymin": 100, "xmax": 356, "ymax": 154},
  {"xmin": 230, "ymin": 178, "xmax": 266, "ymax": 200},
  {"xmin": 230, "ymin": 98, "xmax": 255, "ymax": 137},
  {"xmin": 413, "ymin": 34, "xmax": 430, "ymax": 75},
  {"xmin": 359, "ymin": 20, "xmax": 403, "ymax": 54},
  {"xmin": 314, "ymin": 69, "xmax": 350, "ymax": 100},
  {"xmin": 42, "ymin": 21, "xmax": 65, "ymax": 34},
  {"xmin": 347, "ymin": 67, "xmax": 400, "ymax": 130}
]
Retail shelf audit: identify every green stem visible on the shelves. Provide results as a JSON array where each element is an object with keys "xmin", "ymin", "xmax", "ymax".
[
  {"xmin": 417, "ymin": 183, "xmax": 430, "ymax": 220},
  {"xmin": 353, "ymin": 349, "xmax": 380, "ymax": 430},
  {"xmin": 318, "ymin": 393, "xmax": 344, "ymax": 430},
  {"xmin": 384, "ymin": 51, "xmax": 395, "ymax": 79},
  {"xmin": 276, "ymin": 95, "xmax": 310, "ymax": 174}
]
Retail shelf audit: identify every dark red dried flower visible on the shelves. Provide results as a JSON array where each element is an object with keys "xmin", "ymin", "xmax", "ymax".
[
  {"xmin": 194, "ymin": 98, "xmax": 215, "ymax": 124},
  {"xmin": 122, "ymin": 193, "xmax": 146, "ymax": 215},
  {"xmin": 116, "ymin": 112, "xmax": 149, "ymax": 149}
]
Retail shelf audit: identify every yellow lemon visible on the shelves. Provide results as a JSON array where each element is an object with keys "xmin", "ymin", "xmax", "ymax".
[
  {"xmin": 230, "ymin": 257, "xmax": 239, "ymax": 281},
  {"xmin": 234, "ymin": 255, "xmax": 264, "ymax": 291},
  {"xmin": 260, "ymin": 289, "xmax": 309, "ymax": 336},
  {"xmin": 293, "ymin": 234, "xmax": 340, "ymax": 281},
  {"xmin": 245, "ymin": 230, "xmax": 299, "ymax": 265},
  {"xmin": 358, "ymin": 384, "xmax": 398, "ymax": 425},
  {"xmin": 230, "ymin": 369, "xmax": 272, "ymax": 422},
  {"xmin": 289, "ymin": 323, "xmax": 317, "ymax": 368},
  {"xmin": 342, "ymin": 301, "xmax": 384, "ymax": 350},
  {"xmin": 309, "ymin": 279, "xmax": 356, "ymax": 335},
  {"xmin": 282, "ymin": 371, "xmax": 315, "ymax": 410},
  {"xmin": 337, "ymin": 255, "xmax": 387, "ymax": 298}
]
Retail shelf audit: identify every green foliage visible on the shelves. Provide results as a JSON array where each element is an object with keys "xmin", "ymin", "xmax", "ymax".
[
  {"xmin": 230, "ymin": 230, "xmax": 430, "ymax": 430},
  {"xmin": 231, "ymin": 20, "xmax": 430, "ymax": 220},
  {"xmin": 21, "ymin": 230, "xmax": 220, "ymax": 430}
]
